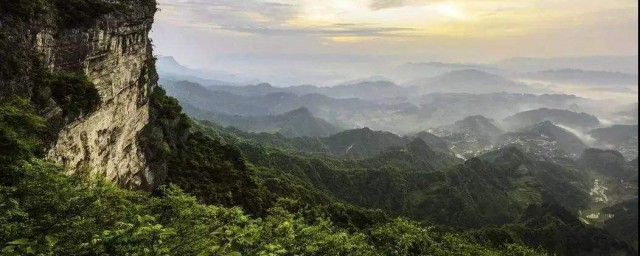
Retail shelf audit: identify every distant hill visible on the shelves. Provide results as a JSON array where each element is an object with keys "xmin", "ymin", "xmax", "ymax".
[
  {"xmin": 206, "ymin": 83, "xmax": 288, "ymax": 97},
  {"xmin": 578, "ymin": 148, "xmax": 628, "ymax": 178},
  {"xmin": 612, "ymin": 105, "xmax": 639, "ymax": 125},
  {"xmin": 495, "ymin": 55, "xmax": 639, "ymax": 74},
  {"xmin": 444, "ymin": 115, "xmax": 504, "ymax": 140},
  {"xmin": 498, "ymin": 121, "xmax": 588, "ymax": 158},
  {"xmin": 429, "ymin": 115, "xmax": 504, "ymax": 159},
  {"xmin": 414, "ymin": 93, "xmax": 586, "ymax": 129},
  {"xmin": 200, "ymin": 80, "xmax": 410, "ymax": 101},
  {"xmin": 413, "ymin": 131, "xmax": 451, "ymax": 154},
  {"xmin": 320, "ymin": 127, "xmax": 409, "ymax": 158},
  {"xmin": 157, "ymin": 56, "xmax": 258, "ymax": 85},
  {"xmin": 602, "ymin": 199, "xmax": 639, "ymax": 251},
  {"xmin": 396, "ymin": 62, "xmax": 502, "ymax": 79},
  {"xmin": 356, "ymin": 138, "xmax": 463, "ymax": 173},
  {"xmin": 184, "ymin": 105, "xmax": 342, "ymax": 138},
  {"xmin": 407, "ymin": 69, "xmax": 533, "ymax": 94},
  {"xmin": 589, "ymin": 125, "xmax": 639, "ymax": 146},
  {"xmin": 588, "ymin": 125, "xmax": 638, "ymax": 160},
  {"xmin": 518, "ymin": 69, "xmax": 638, "ymax": 85},
  {"xmin": 335, "ymin": 76, "xmax": 394, "ymax": 86},
  {"xmin": 502, "ymin": 108, "xmax": 600, "ymax": 131},
  {"xmin": 288, "ymin": 80, "xmax": 411, "ymax": 100},
  {"xmin": 161, "ymin": 80, "xmax": 424, "ymax": 133}
]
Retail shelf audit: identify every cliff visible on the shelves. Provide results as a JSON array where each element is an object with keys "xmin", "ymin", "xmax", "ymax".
[{"xmin": 0, "ymin": 0, "xmax": 161, "ymax": 189}]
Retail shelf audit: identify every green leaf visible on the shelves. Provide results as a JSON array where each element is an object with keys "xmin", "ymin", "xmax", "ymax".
[
  {"xmin": 2, "ymin": 246, "xmax": 15, "ymax": 253},
  {"xmin": 45, "ymin": 235, "xmax": 59, "ymax": 246},
  {"xmin": 7, "ymin": 238, "xmax": 29, "ymax": 245}
]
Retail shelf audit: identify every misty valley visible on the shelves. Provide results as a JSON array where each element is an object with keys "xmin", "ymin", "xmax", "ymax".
[{"xmin": 0, "ymin": 0, "xmax": 638, "ymax": 255}]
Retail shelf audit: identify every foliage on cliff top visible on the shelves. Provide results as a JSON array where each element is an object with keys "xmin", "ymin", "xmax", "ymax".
[
  {"xmin": 40, "ymin": 72, "xmax": 101, "ymax": 122},
  {"xmin": 0, "ymin": 0, "xmax": 157, "ymax": 28},
  {"xmin": 0, "ymin": 158, "xmax": 546, "ymax": 255}
]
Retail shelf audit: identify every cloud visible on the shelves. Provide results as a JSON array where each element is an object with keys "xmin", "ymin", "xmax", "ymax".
[
  {"xmin": 157, "ymin": 0, "xmax": 413, "ymax": 38},
  {"xmin": 217, "ymin": 23, "xmax": 413, "ymax": 37},
  {"xmin": 153, "ymin": 0, "xmax": 639, "ymax": 71},
  {"xmin": 369, "ymin": 0, "xmax": 407, "ymax": 10},
  {"xmin": 157, "ymin": 0, "xmax": 298, "ymax": 28}
]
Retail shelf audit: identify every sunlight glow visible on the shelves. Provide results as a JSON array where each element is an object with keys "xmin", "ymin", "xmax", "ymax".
[{"xmin": 436, "ymin": 3, "xmax": 467, "ymax": 20}]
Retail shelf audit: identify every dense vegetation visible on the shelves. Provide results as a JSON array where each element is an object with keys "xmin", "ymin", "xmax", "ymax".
[
  {"xmin": 0, "ymin": 0, "xmax": 156, "ymax": 28},
  {"xmin": 0, "ymin": 159, "xmax": 546, "ymax": 255},
  {"xmin": 1, "ymin": 82, "xmax": 634, "ymax": 255},
  {"xmin": 0, "ymin": 90, "xmax": 546, "ymax": 255}
]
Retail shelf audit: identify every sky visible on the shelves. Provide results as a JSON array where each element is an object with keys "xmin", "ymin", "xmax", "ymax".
[{"xmin": 151, "ymin": 0, "xmax": 639, "ymax": 86}]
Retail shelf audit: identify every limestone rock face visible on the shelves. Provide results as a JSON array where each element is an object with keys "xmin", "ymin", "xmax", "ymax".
[{"xmin": 42, "ymin": 4, "xmax": 160, "ymax": 189}]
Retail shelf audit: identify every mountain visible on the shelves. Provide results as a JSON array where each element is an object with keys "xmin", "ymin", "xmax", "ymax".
[
  {"xmin": 612, "ymin": 104, "xmax": 639, "ymax": 125},
  {"xmin": 495, "ymin": 55, "xmax": 639, "ymax": 74},
  {"xmin": 413, "ymin": 131, "xmax": 452, "ymax": 154},
  {"xmin": 578, "ymin": 148, "xmax": 629, "ymax": 178},
  {"xmin": 406, "ymin": 69, "xmax": 533, "ymax": 94},
  {"xmin": 590, "ymin": 125, "xmax": 639, "ymax": 146},
  {"xmin": 161, "ymin": 80, "xmax": 425, "ymax": 133},
  {"xmin": 518, "ymin": 69, "xmax": 638, "ymax": 86},
  {"xmin": 184, "ymin": 105, "xmax": 342, "ymax": 138},
  {"xmin": 356, "ymin": 138, "xmax": 463, "ymax": 173},
  {"xmin": 413, "ymin": 92, "xmax": 589, "ymax": 128},
  {"xmin": 395, "ymin": 62, "xmax": 503, "ymax": 80},
  {"xmin": 602, "ymin": 199, "xmax": 639, "ymax": 251},
  {"xmin": 335, "ymin": 76, "xmax": 394, "ymax": 86},
  {"xmin": 429, "ymin": 115, "xmax": 504, "ymax": 159},
  {"xmin": 199, "ymin": 80, "xmax": 410, "ymax": 101},
  {"xmin": 577, "ymin": 149, "xmax": 638, "ymax": 250},
  {"xmin": 320, "ymin": 127, "xmax": 409, "ymax": 158},
  {"xmin": 589, "ymin": 125, "xmax": 639, "ymax": 160},
  {"xmin": 498, "ymin": 121, "xmax": 588, "ymax": 158},
  {"xmin": 163, "ymin": 79, "xmax": 606, "ymax": 135},
  {"xmin": 204, "ymin": 83, "xmax": 289, "ymax": 97},
  {"xmin": 288, "ymin": 80, "xmax": 411, "ymax": 100},
  {"xmin": 502, "ymin": 108, "xmax": 600, "ymax": 131},
  {"xmin": 445, "ymin": 115, "xmax": 505, "ymax": 139},
  {"xmin": 157, "ymin": 56, "xmax": 257, "ymax": 85}
]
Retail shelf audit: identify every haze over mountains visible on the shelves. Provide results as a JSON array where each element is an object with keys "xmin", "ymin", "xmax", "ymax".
[
  {"xmin": 157, "ymin": 54, "xmax": 638, "ymax": 251},
  {"xmin": 157, "ymin": 55, "xmax": 637, "ymax": 148}
]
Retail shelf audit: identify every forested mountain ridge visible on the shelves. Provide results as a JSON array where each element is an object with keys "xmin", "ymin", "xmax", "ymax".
[
  {"xmin": 498, "ymin": 121, "xmax": 589, "ymax": 159},
  {"xmin": 189, "ymin": 120, "xmax": 634, "ymax": 254},
  {"xmin": 503, "ymin": 108, "xmax": 601, "ymax": 131},
  {"xmin": 182, "ymin": 103, "xmax": 343, "ymax": 138}
]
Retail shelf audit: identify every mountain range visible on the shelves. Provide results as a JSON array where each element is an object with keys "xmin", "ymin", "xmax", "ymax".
[
  {"xmin": 498, "ymin": 121, "xmax": 589, "ymax": 158},
  {"xmin": 519, "ymin": 69, "xmax": 638, "ymax": 86},
  {"xmin": 406, "ymin": 69, "xmax": 534, "ymax": 94},
  {"xmin": 184, "ymin": 105, "xmax": 342, "ymax": 138},
  {"xmin": 503, "ymin": 108, "xmax": 600, "ymax": 131}
]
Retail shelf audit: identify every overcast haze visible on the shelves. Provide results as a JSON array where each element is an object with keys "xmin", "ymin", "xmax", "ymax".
[{"xmin": 151, "ymin": 0, "xmax": 639, "ymax": 86}]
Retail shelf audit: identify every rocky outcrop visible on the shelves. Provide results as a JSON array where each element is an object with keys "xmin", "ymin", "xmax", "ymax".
[{"xmin": 40, "ymin": 2, "xmax": 160, "ymax": 189}]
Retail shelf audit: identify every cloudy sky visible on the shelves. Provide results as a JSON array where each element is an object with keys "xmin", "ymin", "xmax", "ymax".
[{"xmin": 151, "ymin": 0, "xmax": 638, "ymax": 85}]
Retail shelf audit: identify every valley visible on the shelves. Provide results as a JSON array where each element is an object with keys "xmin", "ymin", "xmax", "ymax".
[{"xmin": 155, "ymin": 54, "xmax": 639, "ymax": 254}]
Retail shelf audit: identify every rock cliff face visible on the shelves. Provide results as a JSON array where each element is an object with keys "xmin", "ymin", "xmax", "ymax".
[{"xmin": 39, "ymin": 2, "xmax": 160, "ymax": 189}]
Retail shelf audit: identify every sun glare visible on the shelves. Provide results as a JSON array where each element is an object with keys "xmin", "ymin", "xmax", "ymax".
[{"xmin": 436, "ymin": 3, "xmax": 467, "ymax": 20}]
